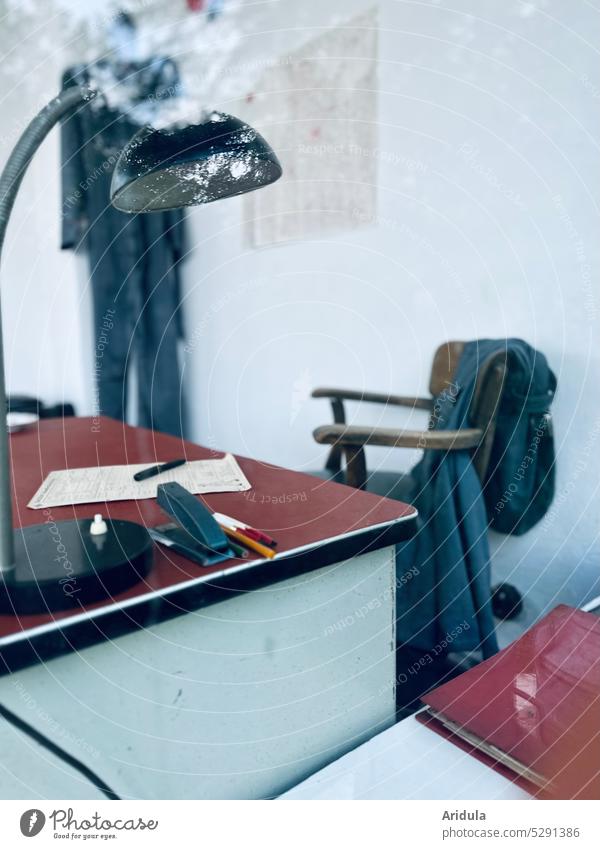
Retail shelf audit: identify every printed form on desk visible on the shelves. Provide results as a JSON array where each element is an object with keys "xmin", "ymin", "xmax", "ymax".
[{"xmin": 28, "ymin": 454, "xmax": 251, "ymax": 509}]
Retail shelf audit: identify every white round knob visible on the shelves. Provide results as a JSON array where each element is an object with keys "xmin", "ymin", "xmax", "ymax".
[{"xmin": 90, "ymin": 514, "xmax": 108, "ymax": 536}]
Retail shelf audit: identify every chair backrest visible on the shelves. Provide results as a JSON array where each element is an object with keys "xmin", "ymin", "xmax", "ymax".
[
  {"xmin": 428, "ymin": 341, "xmax": 507, "ymax": 482},
  {"xmin": 429, "ymin": 341, "xmax": 466, "ymax": 397}
]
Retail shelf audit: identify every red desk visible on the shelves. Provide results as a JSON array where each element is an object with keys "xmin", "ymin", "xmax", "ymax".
[{"xmin": 0, "ymin": 417, "xmax": 416, "ymax": 799}]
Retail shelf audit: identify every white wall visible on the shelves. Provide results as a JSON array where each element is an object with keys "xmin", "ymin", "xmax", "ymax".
[
  {"xmin": 180, "ymin": 0, "xmax": 600, "ymax": 616},
  {"xmin": 0, "ymin": 9, "xmax": 93, "ymax": 415},
  {"xmin": 1, "ymin": 0, "xmax": 598, "ymax": 614}
]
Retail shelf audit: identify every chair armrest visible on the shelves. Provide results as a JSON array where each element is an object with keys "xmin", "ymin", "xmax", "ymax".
[
  {"xmin": 311, "ymin": 388, "xmax": 433, "ymax": 411},
  {"xmin": 313, "ymin": 424, "xmax": 483, "ymax": 450}
]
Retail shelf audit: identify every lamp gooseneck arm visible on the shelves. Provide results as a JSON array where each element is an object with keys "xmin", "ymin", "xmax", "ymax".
[{"xmin": 0, "ymin": 85, "xmax": 96, "ymax": 572}]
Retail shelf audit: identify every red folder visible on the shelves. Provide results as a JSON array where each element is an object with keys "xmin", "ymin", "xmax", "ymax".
[{"xmin": 419, "ymin": 605, "xmax": 600, "ymax": 799}]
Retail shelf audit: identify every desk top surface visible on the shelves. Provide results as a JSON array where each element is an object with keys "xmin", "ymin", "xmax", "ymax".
[{"xmin": 1, "ymin": 417, "xmax": 416, "ymax": 647}]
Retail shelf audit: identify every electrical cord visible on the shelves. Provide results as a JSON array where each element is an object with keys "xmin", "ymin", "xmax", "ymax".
[{"xmin": 0, "ymin": 701, "xmax": 120, "ymax": 800}]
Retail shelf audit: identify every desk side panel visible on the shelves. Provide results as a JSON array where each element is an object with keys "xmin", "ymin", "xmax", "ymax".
[{"xmin": 0, "ymin": 548, "xmax": 396, "ymax": 800}]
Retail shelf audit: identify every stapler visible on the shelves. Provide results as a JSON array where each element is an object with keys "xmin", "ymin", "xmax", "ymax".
[{"xmin": 149, "ymin": 482, "xmax": 236, "ymax": 567}]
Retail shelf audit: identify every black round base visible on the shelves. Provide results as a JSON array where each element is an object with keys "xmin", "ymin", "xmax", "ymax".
[{"xmin": 0, "ymin": 519, "xmax": 154, "ymax": 614}]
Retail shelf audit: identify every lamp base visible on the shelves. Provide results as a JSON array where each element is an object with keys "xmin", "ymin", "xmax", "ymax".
[{"xmin": 0, "ymin": 519, "xmax": 154, "ymax": 615}]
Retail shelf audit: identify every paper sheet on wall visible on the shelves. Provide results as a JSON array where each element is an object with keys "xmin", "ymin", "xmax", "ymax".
[
  {"xmin": 244, "ymin": 8, "xmax": 378, "ymax": 246},
  {"xmin": 28, "ymin": 454, "xmax": 251, "ymax": 509}
]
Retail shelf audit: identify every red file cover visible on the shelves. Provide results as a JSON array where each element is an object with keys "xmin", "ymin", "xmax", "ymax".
[{"xmin": 419, "ymin": 605, "xmax": 600, "ymax": 799}]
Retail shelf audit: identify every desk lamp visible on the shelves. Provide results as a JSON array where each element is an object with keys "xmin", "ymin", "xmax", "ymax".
[{"xmin": 0, "ymin": 86, "xmax": 281, "ymax": 613}]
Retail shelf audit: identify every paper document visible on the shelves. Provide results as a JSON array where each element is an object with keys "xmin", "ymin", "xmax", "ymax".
[{"xmin": 28, "ymin": 454, "xmax": 251, "ymax": 510}]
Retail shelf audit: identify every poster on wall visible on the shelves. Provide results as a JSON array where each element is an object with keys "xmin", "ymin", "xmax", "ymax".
[{"xmin": 244, "ymin": 8, "xmax": 378, "ymax": 247}]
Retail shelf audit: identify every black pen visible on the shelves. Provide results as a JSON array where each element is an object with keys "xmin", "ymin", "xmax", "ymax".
[{"xmin": 134, "ymin": 459, "xmax": 187, "ymax": 482}]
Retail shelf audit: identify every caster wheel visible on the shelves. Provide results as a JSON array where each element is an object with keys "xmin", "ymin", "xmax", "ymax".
[{"xmin": 492, "ymin": 583, "xmax": 523, "ymax": 620}]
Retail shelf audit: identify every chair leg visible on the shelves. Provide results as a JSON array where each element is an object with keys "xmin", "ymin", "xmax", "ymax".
[
  {"xmin": 324, "ymin": 398, "xmax": 345, "ymax": 474},
  {"xmin": 344, "ymin": 445, "xmax": 367, "ymax": 490}
]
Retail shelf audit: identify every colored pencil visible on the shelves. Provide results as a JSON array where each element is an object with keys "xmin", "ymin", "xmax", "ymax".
[
  {"xmin": 221, "ymin": 526, "xmax": 276, "ymax": 559},
  {"xmin": 213, "ymin": 512, "xmax": 277, "ymax": 547},
  {"xmin": 227, "ymin": 540, "xmax": 249, "ymax": 559}
]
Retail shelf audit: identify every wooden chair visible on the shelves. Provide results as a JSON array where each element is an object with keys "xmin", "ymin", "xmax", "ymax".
[{"xmin": 312, "ymin": 341, "xmax": 507, "ymax": 492}]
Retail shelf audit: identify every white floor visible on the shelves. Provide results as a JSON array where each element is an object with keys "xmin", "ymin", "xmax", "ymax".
[{"xmin": 490, "ymin": 528, "xmax": 599, "ymax": 649}]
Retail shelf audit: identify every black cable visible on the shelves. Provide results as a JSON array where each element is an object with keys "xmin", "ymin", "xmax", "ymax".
[{"xmin": 0, "ymin": 701, "xmax": 120, "ymax": 800}]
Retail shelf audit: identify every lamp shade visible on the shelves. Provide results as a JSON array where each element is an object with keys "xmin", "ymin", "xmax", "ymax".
[{"xmin": 110, "ymin": 112, "xmax": 282, "ymax": 213}]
